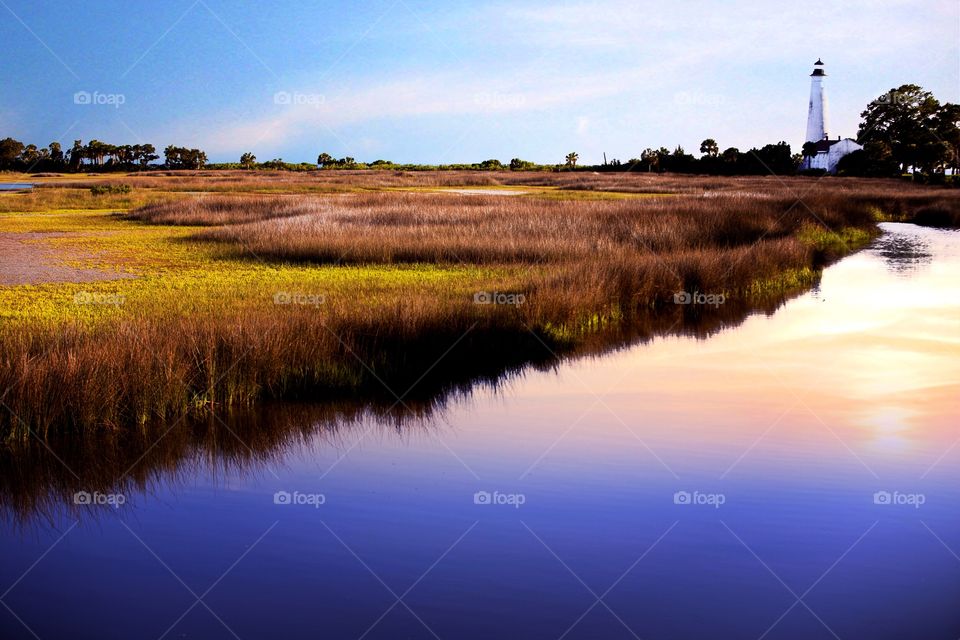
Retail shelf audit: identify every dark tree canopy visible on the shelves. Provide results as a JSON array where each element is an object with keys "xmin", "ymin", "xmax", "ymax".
[{"xmin": 858, "ymin": 84, "xmax": 959, "ymax": 174}]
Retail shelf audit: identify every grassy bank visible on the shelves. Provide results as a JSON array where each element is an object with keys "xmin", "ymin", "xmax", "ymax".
[{"xmin": 1, "ymin": 172, "xmax": 957, "ymax": 436}]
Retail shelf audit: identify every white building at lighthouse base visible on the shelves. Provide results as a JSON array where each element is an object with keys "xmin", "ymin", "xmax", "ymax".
[{"xmin": 800, "ymin": 137, "xmax": 862, "ymax": 173}]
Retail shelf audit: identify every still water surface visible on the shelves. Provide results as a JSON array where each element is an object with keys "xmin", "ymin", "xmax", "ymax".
[{"xmin": 1, "ymin": 223, "xmax": 958, "ymax": 639}]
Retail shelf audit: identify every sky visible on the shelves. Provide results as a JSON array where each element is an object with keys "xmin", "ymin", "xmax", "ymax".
[{"xmin": 1, "ymin": 0, "xmax": 958, "ymax": 165}]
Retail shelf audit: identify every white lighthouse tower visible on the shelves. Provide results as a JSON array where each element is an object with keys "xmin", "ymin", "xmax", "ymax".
[
  {"xmin": 805, "ymin": 59, "xmax": 829, "ymax": 143},
  {"xmin": 799, "ymin": 59, "xmax": 862, "ymax": 173}
]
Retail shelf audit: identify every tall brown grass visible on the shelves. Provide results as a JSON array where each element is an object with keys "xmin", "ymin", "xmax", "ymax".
[
  {"xmin": 3, "ymin": 173, "xmax": 958, "ymax": 436},
  {"xmin": 126, "ymin": 194, "xmax": 345, "ymax": 226},
  {"xmin": 191, "ymin": 190, "xmax": 873, "ymax": 264},
  {"xmin": 35, "ymin": 169, "xmax": 507, "ymax": 193},
  {"xmin": 32, "ymin": 168, "xmax": 960, "ymax": 197}
]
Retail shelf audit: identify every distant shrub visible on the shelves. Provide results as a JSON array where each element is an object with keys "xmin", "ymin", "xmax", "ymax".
[
  {"xmin": 478, "ymin": 159, "xmax": 504, "ymax": 170},
  {"xmin": 90, "ymin": 184, "xmax": 132, "ymax": 196},
  {"xmin": 509, "ymin": 158, "xmax": 536, "ymax": 170}
]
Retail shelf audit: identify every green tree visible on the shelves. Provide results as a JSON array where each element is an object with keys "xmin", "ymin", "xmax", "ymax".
[
  {"xmin": 68, "ymin": 139, "xmax": 84, "ymax": 169},
  {"xmin": 565, "ymin": 152, "xmax": 579, "ymax": 168},
  {"xmin": 84, "ymin": 139, "xmax": 113, "ymax": 166},
  {"xmin": 640, "ymin": 148, "xmax": 659, "ymax": 172},
  {"xmin": 699, "ymin": 138, "xmax": 719, "ymax": 158},
  {"xmin": 317, "ymin": 152, "xmax": 334, "ymax": 167},
  {"xmin": 191, "ymin": 149, "xmax": 207, "ymax": 169},
  {"xmin": 135, "ymin": 144, "xmax": 158, "ymax": 168},
  {"xmin": 933, "ymin": 102, "xmax": 960, "ymax": 174},
  {"xmin": 751, "ymin": 142, "xmax": 794, "ymax": 175},
  {"xmin": 240, "ymin": 152, "xmax": 257, "ymax": 169},
  {"xmin": 650, "ymin": 147, "xmax": 670, "ymax": 172},
  {"xmin": 669, "ymin": 146, "xmax": 695, "ymax": 172},
  {"xmin": 48, "ymin": 141, "xmax": 64, "ymax": 164},
  {"xmin": 164, "ymin": 146, "xmax": 206, "ymax": 169},
  {"xmin": 114, "ymin": 145, "xmax": 134, "ymax": 166},
  {"xmin": 19, "ymin": 144, "xmax": 40, "ymax": 166},
  {"xmin": 858, "ymin": 84, "xmax": 945, "ymax": 173},
  {"xmin": 164, "ymin": 145, "xmax": 180, "ymax": 168},
  {"xmin": 835, "ymin": 141, "xmax": 899, "ymax": 177},
  {"xmin": 0, "ymin": 137, "xmax": 25, "ymax": 169}
]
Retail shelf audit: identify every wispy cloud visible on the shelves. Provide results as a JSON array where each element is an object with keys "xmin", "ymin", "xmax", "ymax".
[
  {"xmin": 176, "ymin": 62, "xmax": 678, "ymax": 154},
  {"xmin": 460, "ymin": 0, "xmax": 955, "ymax": 74},
  {"xmin": 32, "ymin": 0, "xmax": 954, "ymax": 162}
]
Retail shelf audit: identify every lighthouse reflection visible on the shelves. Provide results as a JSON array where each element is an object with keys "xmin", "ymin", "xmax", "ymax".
[{"xmin": 873, "ymin": 230, "xmax": 933, "ymax": 274}]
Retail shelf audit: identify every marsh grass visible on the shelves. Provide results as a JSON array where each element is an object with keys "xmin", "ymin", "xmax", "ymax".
[
  {"xmin": 1, "ymin": 171, "xmax": 958, "ymax": 436},
  {"xmin": 127, "ymin": 194, "xmax": 344, "ymax": 226},
  {"xmin": 0, "ymin": 186, "xmax": 170, "ymax": 213}
]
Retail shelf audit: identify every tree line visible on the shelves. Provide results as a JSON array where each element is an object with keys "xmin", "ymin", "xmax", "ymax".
[
  {"xmin": 2, "ymin": 84, "xmax": 956, "ymax": 178},
  {"xmin": 0, "ymin": 138, "xmax": 210, "ymax": 171},
  {"xmin": 555, "ymin": 84, "xmax": 958, "ymax": 178}
]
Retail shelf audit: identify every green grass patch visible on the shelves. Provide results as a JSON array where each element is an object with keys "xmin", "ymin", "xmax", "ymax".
[
  {"xmin": 745, "ymin": 267, "xmax": 818, "ymax": 300},
  {"xmin": 797, "ymin": 225, "xmax": 876, "ymax": 255}
]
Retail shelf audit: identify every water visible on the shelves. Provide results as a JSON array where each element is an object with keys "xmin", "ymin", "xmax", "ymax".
[
  {"xmin": 1, "ymin": 223, "xmax": 958, "ymax": 639},
  {"xmin": 0, "ymin": 183, "xmax": 33, "ymax": 191}
]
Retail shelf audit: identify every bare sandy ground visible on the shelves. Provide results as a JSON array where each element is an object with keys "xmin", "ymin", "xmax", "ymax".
[{"xmin": 0, "ymin": 233, "xmax": 133, "ymax": 285}]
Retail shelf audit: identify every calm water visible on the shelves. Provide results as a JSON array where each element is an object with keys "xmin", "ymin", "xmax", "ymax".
[
  {"xmin": 1, "ymin": 223, "xmax": 958, "ymax": 639},
  {"xmin": 0, "ymin": 183, "xmax": 33, "ymax": 191}
]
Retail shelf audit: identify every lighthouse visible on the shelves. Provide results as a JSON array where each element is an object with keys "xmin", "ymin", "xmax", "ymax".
[
  {"xmin": 805, "ymin": 59, "xmax": 829, "ymax": 143},
  {"xmin": 799, "ymin": 59, "xmax": 862, "ymax": 173}
]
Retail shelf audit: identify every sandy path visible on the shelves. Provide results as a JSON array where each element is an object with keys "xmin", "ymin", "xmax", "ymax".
[{"xmin": 0, "ymin": 233, "xmax": 133, "ymax": 285}]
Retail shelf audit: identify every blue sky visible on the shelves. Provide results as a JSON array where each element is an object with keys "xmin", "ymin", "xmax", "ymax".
[{"xmin": 2, "ymin": 0, "xmax": 958, "ymax": 165}]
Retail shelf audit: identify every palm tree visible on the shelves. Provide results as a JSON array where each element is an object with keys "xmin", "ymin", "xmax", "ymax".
[
  {"xmin": 700, "ymin": 138, "xmax": 719, "ymax": 158},
  {"xmin": 85, "ymin": 140, "xmax": 105, "ymax": 166},
  {"xmin": 68, "ymin": 139, "xmax": 84, "ymax": 169},
  {"xmin": 565, "ymin": 152, "xmax": 579, "ymax": 168}
]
